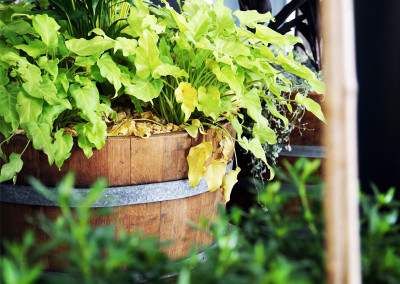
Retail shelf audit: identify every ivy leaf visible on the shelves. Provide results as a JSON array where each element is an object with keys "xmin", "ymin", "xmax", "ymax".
[
  {"xmin": 175, "ymin": 82, "xmax": 198, "ymax": 122},
  {"xmin": 15, "ymin": 39, "xmax": 47, "ymax": 58},
  {"xmin": 54, "ymin": 129, "xmax": 73, "ymax": 169},
  {"xmin": 187, "ymin": 142, "xmax": 213, "ymax": 188},
  {"xmin": 27, "ymin": 122, "xmax": 55, "ymax": 165},
  {"xmin": 221, "ymin": 167, "xmax": 241, "ymax": 203},
  {"xmin": 0, "ymin": 152, "xmax": 23, "ymax": 183},
  {"xmin": 204, "ymin": 158, "xmax": 227, "ymax": 192},
  {"xmin": 69, "ymin": 83, "xmax": 100, "ymax": 124},
  {"xmin": 295, "ymin": 93, "xmax": 327, "ymax": 123},
  {"xmin": 125, "ymin": 76, "xmax": 163, "ymax": 103},
  {"xmin": 114, "ymin": 37, "xmax": 137, "ymax": 56},
  {"xmin": 233, "ymin": 10, "xmax": 273, "ymax": 29},
  {"xmin": 197, "ymin": 86, "xmax": 223, "ymax": 121},
  {"xmin": 16, "ymin": 90, "xmax": 43, "ymax": 124},
  {"xmin": 135, "ymin": 29, "xmax": 161, "ymax": 79},
  {"xmin": 65, "ymin": 36, "xmax": 115, "ymax": 56},
  {"xmin": 31, "ymin": 14, "xmax": 60, "ymax": 49},
  {"xmin": 153, "ymin": 64, "xmax": 188, "ymax": 79},
  {"xmin": 248, "ymin": 138, "xmax": 274, "ymax": 180},
  {"xmin": 97, "ymin": 53, "xmax": 121, "ymax": 97},
  {"xmin": 0, "ymin": 85, "xmax": 19, "ymax": 130}
]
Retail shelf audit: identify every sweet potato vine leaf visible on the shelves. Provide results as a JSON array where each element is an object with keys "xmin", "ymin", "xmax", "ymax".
[
  {"xmin": 204, "ymin": 158, "xmax": 227, "ymax": 192},
  {"xmin": 295, "ymin": 93, "xmax": 327, "ymax": 123},
  {"xmin": 221, "ymin": 167, "xmax": 241, "ymax": 203},
  {"xmin": 31, "ymin": 14, "xmax": 60, "ymax": 49},
  {"xmin": 175, "ymin": 82, "xmax": 198, "ymax": 122},
  {"xmin": 0, "ymin": 152, "xmax": 23, "ymax": 183},
  {"xmin": 27, "ymin": 122, "xmax": 55, "ymax": 165},
  {"xmin": 187, "ymin": 142, "xmax": 213, "ymax": 188}
]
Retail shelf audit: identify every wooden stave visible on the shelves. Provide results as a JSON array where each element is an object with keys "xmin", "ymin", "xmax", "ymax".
[{"xmin": 1, "ymin": 122, "xmax": 235, "ymax": 187}]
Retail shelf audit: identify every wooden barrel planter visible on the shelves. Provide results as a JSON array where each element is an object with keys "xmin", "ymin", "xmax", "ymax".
[{"xmin": 0, "ymin": 123, "xmax": 235, "ymax": 271}]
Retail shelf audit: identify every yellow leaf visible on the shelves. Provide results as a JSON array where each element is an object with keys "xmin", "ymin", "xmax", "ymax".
[
  {"xmin": 175, "ymin": 82, "xmax": 198, "ymax": 122},
  {"xmin": 184, "ymin": 119, "xmax": 202, "ymax": 138},
  {"xmin": 187, "ymin": 142, "xmax": 213, "ymax": 188},
  {"xmin": 204, "ymin": 159, "xmax": 227, "ymax": 192},
  {"xmin": 221, "ymin": 167, "xmax": 241, "ymax": 203},
  {"xmin": 221, "ymin": 135, "xmax": 234, "ymax": 160}
]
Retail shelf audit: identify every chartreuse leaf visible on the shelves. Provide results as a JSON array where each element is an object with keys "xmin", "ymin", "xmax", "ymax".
[
  {"xmin": 65, "ymin": 36, "xmax": 114, "ymax": 56},
  {"xmin": 213, "ymin": 0, "xmax": 236, "ymax": 33},
  {"xmin": 37, "ymin": 57, "xmax": 58, "ymax": 79},
  {"xmin": 295, "ymin": 93, "xmax": 327, "ymax": 123},
  {"xmin": 121, "ymin": 0, "xmax": 149, "ymax": 37},
  {"xmin": 240, "ymin": 88, "xmax": 263, "ymax": 121},
  {"xmin": 184, "ymin": 119, "xmax": 203, "ymax": 138},
  {"xmin": 233, "ymin": 10, "xmax": 273, "ymax": 28},
  {"xmin": 15, "ymin": 39, "xmax": 47, "ymax": 58},
  {"xmin": 0, "ymin": 85, "xmax": 19, "ymax": 130},
  {"xmin": 24, "ymin": 76, "xmax": 71, "ymax": 109},
  {"xmin": 221, "ymin": 167, "xmax": 241, "ymax": 203},
  {"xmin": 186, "ymin": 9, "xmax": 212, "ymax": 41},
  {"xmin": 114, "ymin": 37, "xmax": 137, "ymax": 56},
  {"xmin": 31, "ymin": 14, "xmax": 60, "ymax": 49},
  {"xmin": 16, "ymin": 91, "xmax": 43, "ymax": 124},
  {"xmin": 69, "ymin": 83, "xmax": 100, "ymax": 124},
  {"xmin": 0, "ymin": 152, "xmax": 23, "ymax": 183},
  {"xmin": 27, "ymin": 122, "xmax": 55, "ymax": 165},
  {"xmin": 253, "ymin": 119, "xmax": 277, "ymax": 145},
  {"xmin": 125, "ymin": 76, "xmax": 163, "ymax": 103},
  {"xmin": 248, "ymin": 138, "xmax": 274, "ymax": 180},
  {"xmin": 277, "ymin": 51, "xmax": 325, "ymax": 94},
  {"xmin": 142, "ymin": 14, "xmax": 166, "ymax": 34},
  {"xmin": 265, "ymin": 98, "xmax": 289, "ymax": 127},
  {"xmin": 153, "ymin": 64, "xmax": 188, "ymax": 79},
  {"xmin": 214, "ymin": 39, "xmax": 251, "ymax": 58},
  {"xmin": 162, "ymin": 0, "xmax": 189, "ymax": 32},
  {"xmin": 229, "ymin": 116, "xmax": 243, "ymax": 136},
  {"xmin": 18, "ymin": 63, "xmax": 42, "ymax": 93},
  {"xmin": 76, "ymin": 121, "xmax": 107, "ymax": 150},
  {"xmin": 97, "ymin": 53, "xmax": 121, "ymax": 97},
  {"xmin": 0, "ymin": 117, "xmax": 12, "ymax": 139},
  {"xmin": 255, "ymin": 24, "xmax": 301, "ymax": 48},
  {"xmin": 54, "ymin": 129, "xmax": 73, "ymax": 169},
  {"xmin": 76, "ymin": 132, "xmax": 95, "ymax": 159},
  {"xmin": 187, "ymin": 142, "xmax": 213, "ymax": 188},
  {"xmin": 135, "ymin": 29, "xmax": 161, "ymax": 79},
  {"xmin": 204, "ymin": 159, "xmax": 227, "ymax": 192},
  {"xmin": 197, "ymin": 86, "xmax": 223, "ymax": 121},
  {"xmin": 211, "ymin": 64, "xmax": 243, "ymax": 95},
  {"xmin": 75, "ymin": 53, "xmax": 101, "ymax": 67},
  {"xmin": 175, "ymin": 82, "xmax": 198, "ymax": 122},
  {"xmin": 0, "ymin": 68, "xmax": 9, "ymax": 86}
]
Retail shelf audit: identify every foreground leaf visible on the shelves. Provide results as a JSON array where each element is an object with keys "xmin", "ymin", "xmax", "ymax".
[
  {"xmin": 0, "ymin": 85, "xmax": 19, "ymax": 130},
  {"xmin": 54, "ymin": 129, "xmax": 73, "ymax": 169},
  {"xmin": 248, "ymin": 138, "xmax": 274, "ymax": 180},
  {"xmin": 204, "ymin": 159, "xmax": 227, "ymax": 192},
  {"xmin": 97, "ymin": 53, "xmax": 121, "ymax": 97},
  {"xmin": 16, "ymin": 91, "xmax": 43, "ymax": 125},
  {"xmin": 187, "ymin": 142, "xmax": 213, "ymax": 188},
  {"xmin": 0, "ymin": 152, "xmax": 23, "ymax": 183},
  {"xmin": 65, "ymin": 36, "xmax": 115, "ymax": 56},
  {"xmin": 221, "ymin": 167, "xmax": 241, "ymax": 203},
  {"xmin": 69, "ymin": 83, "xmax": 100, "ymax": 124},
  {"xmin": 234, "ymin": 10, "xmax": 273, "ymax": 29},
  {"xmin": 31, "ymin": 14, "xmax": 60, "ymax": 49},
  {"xmin": 135, "ymin": 29, "xmax": 161, "ymax": 79},
  {"xmin": 125, "ymin": 76, "xmax": 163, "ymax": 103}
]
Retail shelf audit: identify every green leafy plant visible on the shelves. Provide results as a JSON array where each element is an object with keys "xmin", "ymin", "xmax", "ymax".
[{"xmin": 0, "ymin": 0, "xmax": 325, "ymax": 201}]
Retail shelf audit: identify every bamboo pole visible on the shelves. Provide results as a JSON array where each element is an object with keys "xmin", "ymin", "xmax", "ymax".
[{"xmin": 320, "ymin": 0, "xmax": 361, "ymax": 283}]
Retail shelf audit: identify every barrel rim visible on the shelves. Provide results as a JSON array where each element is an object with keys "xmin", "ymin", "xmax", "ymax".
[{"xmin": 0, "ymin": 163, "xmax": 232, "ymax": 207}]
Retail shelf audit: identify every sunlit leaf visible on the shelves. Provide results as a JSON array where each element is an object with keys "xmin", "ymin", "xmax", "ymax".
[
  {"xmin": 31, "ymin": 14, "xmax": 60, "ymax": 49},
  {"xmin": 114, "ymin": 37, "xmax": 137, "ymax": 56},
  {"xmin": 0, "ymin": 85, "xmax": 19, "ymax": 130},
  {"xmin": 233, "ymin": 10, "xmax": 273, "ymax": 28},
  {"xmin": 204, "ymin": 158, "xmax": 227, "ymax": 192},
  {"xmin": 295, "ymin": 93, "xmax": 326, "ymax": 123},
  {"xmin": 184, "ymin": 119, "xmax": 202, "ymax": 138},
  {"xmin": 15, "ymin": 39, "xmax": 47, "ymax": 58},
  {"xmin": 27, "ymin": 122, "xmax": 55, "ymax": 165},
  {"xmin": 197, "ymin": 86, "xmax": 223, "ymax": 121},
  {"xmin": 135, "ymin": 29, "xmax": 161, "ymax": 79},
  {"xmin": 187, "ymin": 141, "xmax": 213, "ymax": 188},
  {"xmin": 16, "ymin": 90, "xmax": 43, "ymax": 124},
  {"xmin": 97, "ymin": 53, "xmax": 121, "ymax": 97},
  {"xmin": 65, "ymin": 36, "xmax": 115, "ymax": 56},
  {"xmin": 153, "ymin": 64, "xmax": 188, "ymax": 79},
  {"xmin": 69, "ymin": 83, "xmax": 100, "ymax": 124},
  {"xmin": 175, "ymin": 82, "xmax": 198, "ymax": 122},
  {"xmin": 125, "ymin": 76, "xmax": 163, "ymax": 102},
  {"xmin": 221, "ymin": 167, "xmax": 241, "ymax": 203}
]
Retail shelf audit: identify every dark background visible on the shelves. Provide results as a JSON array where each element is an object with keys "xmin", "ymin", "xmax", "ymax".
[{"xmin": 355, "ymin": 0, "xmax": 400, "ymax": 197}]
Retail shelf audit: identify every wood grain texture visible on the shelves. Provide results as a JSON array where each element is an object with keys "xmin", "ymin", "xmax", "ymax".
[
  {"xmin": 0, "ymin": 189, "xmax": 222, "ymax": 271},
  {"xmin": 1, "ymin": 123, "xmax": 235, "ymax": 187}
]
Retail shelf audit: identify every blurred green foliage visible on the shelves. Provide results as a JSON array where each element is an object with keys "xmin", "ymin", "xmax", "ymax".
[{"xmin": 1, "ymin": 159, "xmax": 399, "ymax": 283}]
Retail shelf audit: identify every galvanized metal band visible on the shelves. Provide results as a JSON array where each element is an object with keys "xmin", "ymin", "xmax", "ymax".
[
  {"xmin": 0, "ymin": 163, "xmax": 232, "ymax": 207},
  {"xmin": 279, "ymin": 145, "xmax": 326, "ymax": 158}
]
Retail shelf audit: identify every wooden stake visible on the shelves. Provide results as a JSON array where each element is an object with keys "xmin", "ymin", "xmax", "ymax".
[{"xmin": 321, "ymin": 0, "xmax": 361, "ymax": 283}]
